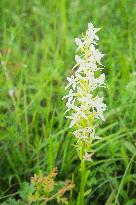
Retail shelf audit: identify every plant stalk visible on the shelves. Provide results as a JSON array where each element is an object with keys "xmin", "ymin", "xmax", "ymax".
[{"xmin": 80, "ymin": 157, "xmax": 86, "ymax": 205}]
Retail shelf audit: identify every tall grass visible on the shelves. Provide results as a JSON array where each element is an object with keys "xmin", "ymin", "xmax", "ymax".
[{"xmin": 0, "ymin": 0, "xmax": 136, "ymax": 204}]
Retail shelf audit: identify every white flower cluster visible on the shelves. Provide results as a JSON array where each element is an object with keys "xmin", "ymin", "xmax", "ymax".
[{"xmin": 63, "ymin": 22, "xmax": 107, "ymax": 161}]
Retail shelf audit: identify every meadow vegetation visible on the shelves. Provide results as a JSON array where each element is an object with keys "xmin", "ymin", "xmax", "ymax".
[{"xmin": 0, "ymin": 0, "xmax": 136, "ymax": 204}]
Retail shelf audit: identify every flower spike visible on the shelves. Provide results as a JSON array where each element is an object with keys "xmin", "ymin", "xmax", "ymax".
[{"xmin": 63, "ymin": 22, "xmax": 107, "ymax": 161}]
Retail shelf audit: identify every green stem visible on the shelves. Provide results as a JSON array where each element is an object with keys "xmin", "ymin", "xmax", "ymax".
[{"xmin": 80, "ymin": 158, "xmax": 86, "ymax": 205}]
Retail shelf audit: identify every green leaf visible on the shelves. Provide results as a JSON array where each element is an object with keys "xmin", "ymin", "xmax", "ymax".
[
  {"xmin": 1, "ymin": 198, "xmax": 22, "ymax": 205},
  {"xmin": 19, "ymin": 182, "xmax": 34, "ymax": 200},
  {"xmin": 105, "ymin": 190, "xmax": 115, "ymax": 205},
  {"xmin": 124, "ymin": 141, "xmax": 136, "ymax": 154},
  {"xmin": 125, "ymin": 199, "xmax": 136, "ymax": 205}
]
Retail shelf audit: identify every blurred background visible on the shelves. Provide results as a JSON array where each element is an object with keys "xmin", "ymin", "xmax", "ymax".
[{"xmin": 0, "ymin": 0, "xmax": 136, "ymax": 204}]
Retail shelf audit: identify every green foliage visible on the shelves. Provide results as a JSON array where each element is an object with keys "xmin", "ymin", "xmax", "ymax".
[
  {"xmin": 0, "ymin": 0, "xmax": 136, "ymax": 204},
  {"xmin": 1, "ymin": 199, "xmax": 21, "ymax": 205},
  {"xmin": 19, "ymin": 182, "xmax": 34, "ymax": 202},
  {"xmin": 1, "ymin": 169, "xmax": 73, "ymax": 205}
]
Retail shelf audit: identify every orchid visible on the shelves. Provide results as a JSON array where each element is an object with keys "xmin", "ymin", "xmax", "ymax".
[
  {"xmin": 63, "ymin": 22, "xmax": 107, "ymax": 162},
  {"xmin": 63, "ymin": 22, "xmax": 107, "ymax": 204}
]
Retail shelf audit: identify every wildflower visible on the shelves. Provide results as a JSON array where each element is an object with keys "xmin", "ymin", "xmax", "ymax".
[
  {"xmin": 8, "ymin": 88, "xmax": 14, "ymax": 97},
  {"xmin": 75, "ymin": 38, "xmax": 84, "ymax": 48},
  {"xmin": 83, "ymin": 152, "xmax": 94, "ymax": 162},
  {"xmin": 63, "ymin": 22, "xmax": 107, "ymax": 161},
  {"xmin": 28, "ymin": 168, "xmax": 74, "ymax": 205}
]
